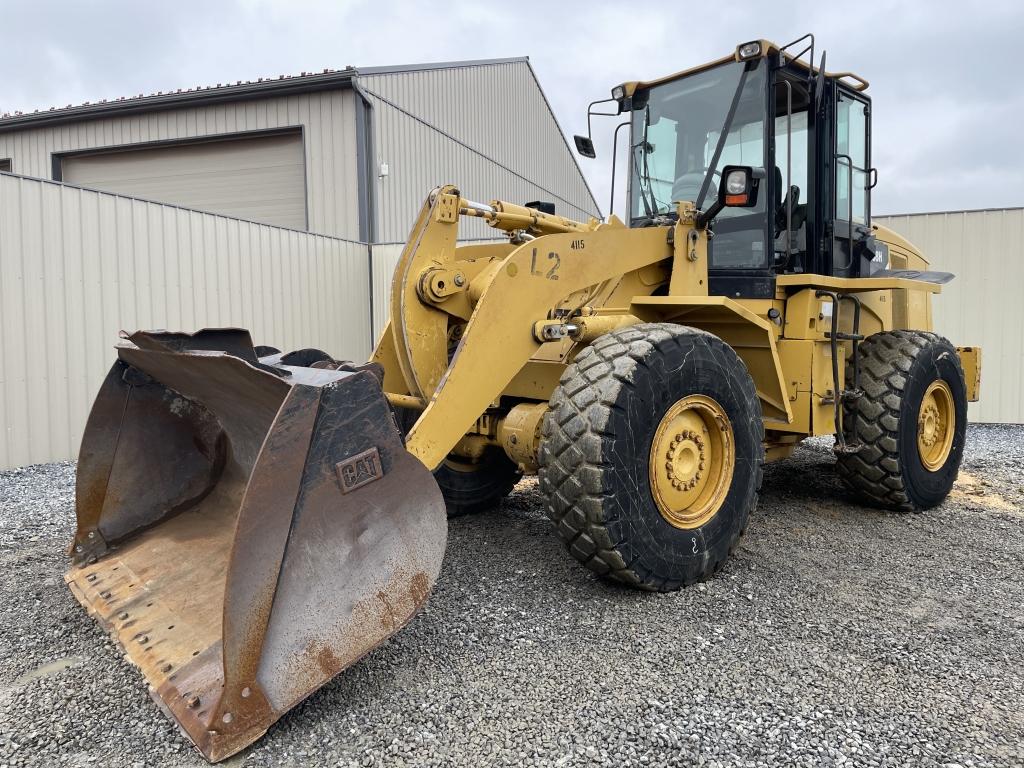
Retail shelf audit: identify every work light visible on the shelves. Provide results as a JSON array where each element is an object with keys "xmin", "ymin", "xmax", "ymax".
[{"xmin": 737, "ymin": 41, "xmax": 761, "ymax": 60}]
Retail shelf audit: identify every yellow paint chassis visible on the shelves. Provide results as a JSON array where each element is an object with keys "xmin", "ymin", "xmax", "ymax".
[{"xmin": 374, "ymin": 186, "xmax": 978, "ymax": 473}]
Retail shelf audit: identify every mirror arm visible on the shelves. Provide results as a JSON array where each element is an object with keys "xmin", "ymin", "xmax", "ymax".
[
  {"xmin": 696, "ymin": 200, "xmax": 724, "ymax": 230},
  {"xmin": 608, "ymin": 120, "xmax": 631, "ymax": 220},
  {"xmin": 585, "ymin": 98, "xmax": 620, "ymax": 138}
]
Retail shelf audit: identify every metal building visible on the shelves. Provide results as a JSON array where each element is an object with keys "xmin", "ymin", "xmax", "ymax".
[
  {"xmin": 0, "ymin": 57, "xmax": 600, "ymax": 470},
  {"xmin": 877, "ymin": 208, "xmax": 1024, "ymax": 425},
  {"xmin": 0, "ymin": 57, "xmax": 599, "ymax": 243}
]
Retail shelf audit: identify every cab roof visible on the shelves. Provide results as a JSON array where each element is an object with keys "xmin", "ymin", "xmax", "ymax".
[{"xmin": 625, "ymin": 38, "xmax": 869, "ymax": 95}]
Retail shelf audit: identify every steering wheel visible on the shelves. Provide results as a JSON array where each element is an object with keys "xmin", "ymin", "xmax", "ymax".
[{"xmin": 670, "ymin": 169, "xmax": 722, "ymax": 208}]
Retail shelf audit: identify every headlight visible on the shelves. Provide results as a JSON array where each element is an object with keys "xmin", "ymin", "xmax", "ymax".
[
  {"xmin": 726, "ymin": 170, "xmax": 748, "ymax": 194},
  {"xmin": 737, "ymin": 41, "xmax": 761, "ymax": 60}
]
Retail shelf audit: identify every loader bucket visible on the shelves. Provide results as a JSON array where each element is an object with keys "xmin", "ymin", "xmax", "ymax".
[{"xmin": 64, "ymin": 329, "xmax": 446, "ymax": 762}]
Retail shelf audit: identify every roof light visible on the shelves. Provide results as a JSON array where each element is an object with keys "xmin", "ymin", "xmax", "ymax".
[
  {"xmin": 737, "ymin": 41, "xmax": 762, "ymax": 60},
  {"xmin": 611, "ymin": 85, "xmax": 625, "ymax": 101}
]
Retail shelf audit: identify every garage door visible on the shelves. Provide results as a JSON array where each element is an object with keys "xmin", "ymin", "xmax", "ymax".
[{"xmin": 61, "ymin": 132, "xmax": 307, "ymax": 229}]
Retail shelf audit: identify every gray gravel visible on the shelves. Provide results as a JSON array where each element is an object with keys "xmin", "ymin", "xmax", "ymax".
[{"xmin": 1, "ymin": 424, "xmax": 1022, "ymax": 768}]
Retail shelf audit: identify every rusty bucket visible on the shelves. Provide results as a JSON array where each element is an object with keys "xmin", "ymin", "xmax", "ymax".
[{"xmin": 65, "ymin": 329, "xmax": 446, "ymax": 762}]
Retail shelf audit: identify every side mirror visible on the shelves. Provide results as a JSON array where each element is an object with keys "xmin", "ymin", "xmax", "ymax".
[
  {"xmin": 718, "ymin": 165, "xmax": 764, "ymax": 208},
  {"xmin": 574, "ymin": 135, "xmax": 596, "ymax": 159}
]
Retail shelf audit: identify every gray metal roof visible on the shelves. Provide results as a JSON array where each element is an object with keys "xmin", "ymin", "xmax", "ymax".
[{"xmin": 0, "ymin": 57, "xmax": 530, "ymax": 133}]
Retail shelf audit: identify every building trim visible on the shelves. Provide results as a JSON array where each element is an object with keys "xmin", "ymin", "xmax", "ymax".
[
  {"xmin": 0, "ymin": 72, "xmax": 357, "ymax": 133},
  {"xmin": 351, "ymin": 77, "xmax": 379, "ymax": 340},
  {"xmin": 50, "ymin": 125, "xmax": 306, "ymax": 174},
  {"xmin": 877, "ymin": 206, "xmax": 1024, "ymax": 218},
  {"xmin": 356, "ymin": 56, "xmax": 528, "ymax": 77},
  {"xmin": 2, "ymin": 170, "xmax": 357, "ymax": 242},
  {"xmin": 0, "ymin": 57, "xmax": 532, "ymax": 134}
]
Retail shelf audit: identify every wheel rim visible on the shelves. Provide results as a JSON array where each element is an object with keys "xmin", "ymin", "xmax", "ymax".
[
  {"xmin": 649, "ymin": 394, "xmax": 734, "ymax": 530},
  {"xmin": 917, "ymin": 380, "xmax": 955, "ymax": 471}
]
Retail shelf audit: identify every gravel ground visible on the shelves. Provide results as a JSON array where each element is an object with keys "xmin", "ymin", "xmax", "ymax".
[{"xmin": 1, "ymin": 424, "xmax": 1022, "ymax": 768}]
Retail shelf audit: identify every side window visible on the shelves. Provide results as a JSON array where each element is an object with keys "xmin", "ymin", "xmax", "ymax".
[
  {"xmin": 0, "ymin": 159, "xmax": 11, "ymax": 173},
  {"xmin": 775, "ymin": 110, "xmax": 809, "ymax": 204},
  {"xmin": 836, "ymin": 94, "xmax": 869, "ymax": 224}
]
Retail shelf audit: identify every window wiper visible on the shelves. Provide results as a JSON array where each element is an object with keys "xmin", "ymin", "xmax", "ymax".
[
  {"xmin": 631, "ymin": 105, "xmax": 660, "ymax": 220},
  {"xmin": 695, "ymin": 66, "xmax": 751, "ymax": 210},
  {"xmin": 631, "ymin": 142, "xmax": 654, "ymax": 219}
]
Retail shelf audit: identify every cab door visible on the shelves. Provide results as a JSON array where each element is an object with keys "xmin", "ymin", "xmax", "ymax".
[{"xmin": 828, "ymin": 86, "xmax": 872, "ymax": 276}]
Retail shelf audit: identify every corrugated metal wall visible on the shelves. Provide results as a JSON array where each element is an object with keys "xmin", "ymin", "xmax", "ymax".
[
  {"xmin": 0, "ymin": 60, "xmax": 600, "ymax": 250},
  {"xmin": 361, "ymin": 61, "xmax": 599, "ymax": 243},
  {"xmin": 0, "ymin": 174, "xmax": 371, "ymax": 470},
  {"xmin": 0, "ymin": 91, "xmax": 361, "ymax": 239},
  {"xmin": 877, "ymin": 208, "xmax": 1024, "ymax": 424}
]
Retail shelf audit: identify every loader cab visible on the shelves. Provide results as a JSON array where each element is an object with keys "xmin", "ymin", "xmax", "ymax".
[{"xmin": 624, "ymin": 38, "xmax": 876, "ymax": 297}]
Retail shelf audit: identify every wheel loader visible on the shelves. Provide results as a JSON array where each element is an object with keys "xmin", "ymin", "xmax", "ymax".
[{"xmin": 64, "ymin": 36, "xmax": 981, "ymax": 761}]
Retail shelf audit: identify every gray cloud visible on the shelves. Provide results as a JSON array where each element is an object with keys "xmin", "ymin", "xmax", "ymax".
[{"xmin": 2, "ymin": 0, "xmax": 1021, "ymax": 215}]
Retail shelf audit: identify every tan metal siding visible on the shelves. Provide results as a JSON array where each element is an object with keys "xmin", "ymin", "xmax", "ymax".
[
  {"xmin": 0, "ymin": 174, "xmax": 372, "ymax": 470},
  {"xmin": 877, "ymin": 208, "xmax": 1024, "ymax": 424},
  {"xmin": 360, "ymin": 61, "xmax": 599, "ymax": 243},
  {"xmin": 62, "ymin": 132, "xmax": 307, "ymax": 229},
  {"xmin": 0, "ymin": 91, "xmax": 360, "ymax": 238}
]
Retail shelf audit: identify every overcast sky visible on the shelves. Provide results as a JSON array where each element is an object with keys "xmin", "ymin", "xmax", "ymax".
[{"xmin": 2, "ymin": 0, "xmax": 1022, "ymax": 216}]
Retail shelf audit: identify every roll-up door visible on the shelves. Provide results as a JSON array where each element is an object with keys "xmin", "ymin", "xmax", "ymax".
[{"xmin": 61, "ymin": 131, "xmax": 306, "ymax": 229}]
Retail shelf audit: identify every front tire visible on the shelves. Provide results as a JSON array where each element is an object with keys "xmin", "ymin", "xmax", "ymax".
[
  {"xmin": 838, "ymin": 330, "xmax": 967, "ymax": 510},
  {"xmin": 392, "ymin": 405, "xmax": 521, "ymax": 518},
  {"xmin": 433, "ymin": 450, "xmax": 522, "ymax": 518},
  {"xmin": 538, "ymin": 324, "xmax": 764, "ymax": 592}
]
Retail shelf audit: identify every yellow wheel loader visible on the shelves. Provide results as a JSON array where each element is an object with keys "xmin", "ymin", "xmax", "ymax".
[{"xmin": 65, "ymin": 36, "xmax": 981, "ymax": 761}]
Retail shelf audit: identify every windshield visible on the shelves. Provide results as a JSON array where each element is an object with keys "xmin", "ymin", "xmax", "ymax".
[{"xmin": 629, "ymin": 60, "xmax": 767, "ymax": 222}]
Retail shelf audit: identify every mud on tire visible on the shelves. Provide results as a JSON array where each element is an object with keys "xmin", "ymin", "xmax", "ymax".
[
  {"xmin": 538, "ymin": 323, "xmax": 764, "ymax": 592},
  {"xmin": 837, "ymin": 330, "xmax": 967, "ymax": 510}
]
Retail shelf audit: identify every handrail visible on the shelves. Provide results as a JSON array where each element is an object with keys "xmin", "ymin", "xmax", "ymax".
[
  {"xmin": 609, "ymin": 120, "xmax": 631, "ymax": 220},
  {"xmin": 835, "ymin": 154, "xmax": 856, "ymax": 270},
  {"xmin": 830, "ymin": 72, "xmax": 870, "ymax": 91},
  {"xmin": 778, "ymin": 33, "xmax": 815, "ymax": 72}
]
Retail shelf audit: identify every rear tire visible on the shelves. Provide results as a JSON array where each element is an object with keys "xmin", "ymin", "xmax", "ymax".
[
  {"xmin": 392, "ymin": 406, "xmax": 521, "ymax": 518},
  {"xmin": 538, "ymin": 323, "xmax": 764, "ymax": 592},
  {"xmin": 433, "ymin": 451, "xmax": 522, "ymax": 518},
  {"xmin": 837, "ymin": 330, "xmax": 967, "ymax": 510}
]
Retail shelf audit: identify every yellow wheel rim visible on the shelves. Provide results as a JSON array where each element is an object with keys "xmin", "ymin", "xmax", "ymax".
[
  {"xmin": 917, "ymin": 380, "xmax": 955, "ymax": 471},
  {"xmin": 649, "ymin": 395, "xmax": 734, "ymax": 530}
]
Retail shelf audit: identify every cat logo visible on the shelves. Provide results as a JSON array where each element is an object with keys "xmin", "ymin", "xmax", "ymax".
[{"xmin": 335, "ymin": 447, "xmax": 383, "ymax": 494}]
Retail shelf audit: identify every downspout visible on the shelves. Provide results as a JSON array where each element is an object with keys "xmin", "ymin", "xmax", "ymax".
[{"xmin": 351, "ymin": 73, "xmax": 380, "ymax": 349}]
